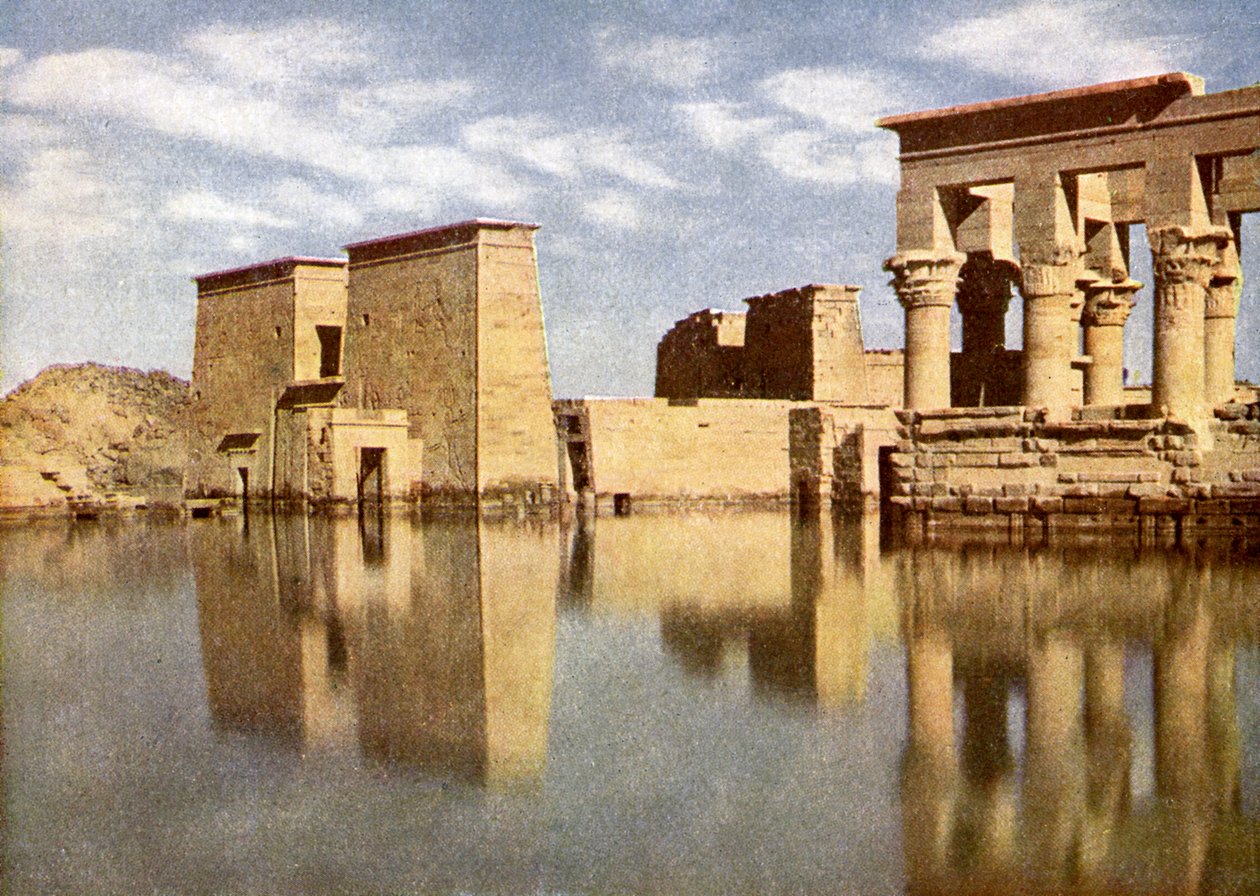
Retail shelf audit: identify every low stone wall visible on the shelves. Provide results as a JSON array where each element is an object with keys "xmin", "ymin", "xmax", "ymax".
[
  {"xmin": 887, "ymin": 403, "xmax": 1260, "ymax": 536},
  {"xmin": 789, "ymin": 406, "xmax": 898, "ymax": 511}
]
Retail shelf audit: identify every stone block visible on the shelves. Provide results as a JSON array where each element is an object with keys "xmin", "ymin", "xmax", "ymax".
[
  {"xmin": 1058, "ymin": 472, "xmax": 1077, "ymax": 483},
  {"xmin": 1064, "ymin": 496, "xmax": 1110, "ymax": 514},
  {"xmin": 1230, "ymin": 498, "xmax": 1260, "ymax": 514},
  {"xmin": 953, "ymin": 453, "xmax": 1001, "ymax": 467},
  {"xmin": 1212, "ymin": 482, "xmax": 1260, "ymax": 497},
  {"xmin": 1165, "ymin": 435, "xmax": 1185, "ymax": 450},
  {"xmin": 998, "ymin": 454, "xmax": 1038, "ymax": 468},
  {"xmin": 1003, "ymin": 484, "xmax": 1033, "ymax": 496},
  {"xmin": 1242, "ymin": 470, "xmax": 1260, "ymax": 482},
  {"xmin": 964, "ymin": 495, "xmax": 994, "ymax": 514},
  {"xmin": 1078, "ymin": 472, "xmax": 1144, "ymax": 484},
  {"xmin": 889, "ymin": 495, "xmax": 912, "ymax": 507},
  {"xmin": 995, "ymin": 496, "xmax": 1030, "ymax": 513},
  {"xmin": 1139, "ymin": 496, "xmax": 1190, "ymax": 515},
  {"xmin": 1032, "ymin": 496, "xmax": 1063, "ymax": 514},
  {"xmin": 889, "ymin": 453, "xmax": 915, "ymax": 469},
  {"xmin": 1039, "ymin": 453, "xmax": 1058, "ymax": 467},
  {"xmin": 1168, "ymin": 451, "xmax": 1202, "ymax": 467},
  {"xmin": 931, "ymin": 496, "xmax": 962, "ymax": 512},
  {"xmin": 894, "ymin": 409, "xmax": 917, "ymax": 425},
  {"xmin": 915, "ymin": 453, "xmax": 934, "ymax": 468},
  {"xmin": 1171, "ymin": 468, "xmax": 1199, "ymax": 483},
  {"xmin": 913, "ymin": 468, "xmax": 934, "ymax": 481},
  {"xmin": 1215, "ymin": 403, "xmax": 1247, "ymax": 421},
  {"xmin": 1138, "ymin": 472, "xmax": 1161, "ymax": 483},
  {"xmin": 1127, "ymin": 483, "xmax": 1164, "ymax": 498},
  {"xmin": 1063, "ymin": 484, "xmax": 1100, "ymax": 497}
]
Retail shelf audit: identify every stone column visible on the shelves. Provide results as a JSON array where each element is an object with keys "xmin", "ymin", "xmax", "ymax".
[
  {"xmin": 1019, "ymin": 243, "xmax": 1081, "ymax": 410},
  {"xmin": 956, "ymin": 254, "xmax": 1018, "ymax": 406},
  {"xmin": 886, "ymin": 251, "xmax": 966, "ymax": 409},
  {"xmin": 1204, "ymin": 238, "xmax": 1242, "ymax": 407},
  {"xmin": 1150, "ymin": 226, "xmax": 1230, "ymax": 420},
  {"xmin": 1081, "ymin": 280, "xmax": 1141, "ymax": 406}
]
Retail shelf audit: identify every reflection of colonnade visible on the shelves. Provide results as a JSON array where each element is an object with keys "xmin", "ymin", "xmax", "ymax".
[
  {"xmin": 192, "ymin": 513, "xmax": 558, "ymax": 786},
  {"xmin": 898, "ymin": 546, "xmax": 1259, "ymax": 894},
  {"xmin": 878, "ymin": 75, "xmax": 1256, "ymax": 426},
  {"xmin": 560, "ymin": 511, "xmax": 896, "ymax": 708}
]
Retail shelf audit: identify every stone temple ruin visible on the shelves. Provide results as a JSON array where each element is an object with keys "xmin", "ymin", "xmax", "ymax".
[
  {"xmin": 873, "ymin": 73, "xmax": 1260, "ymax": 537},
  {"xmin": 173, "ymin": 72, "xmax": 1260, "ymax": 536}
]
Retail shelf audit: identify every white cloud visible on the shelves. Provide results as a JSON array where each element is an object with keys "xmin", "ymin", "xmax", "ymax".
[
  {"xmin": 920, "ymin": 1, "xmax": 1179, "ymax": 88},
  {"xmin": 181, "ymin": 19, "xmax": 370, "ymax": 86},
  {"xmin": 463, "ymin": 116, "xmax": 679, "ymax": 189},
  {"xmin": 269, "ymin": 178, "xmax": 364, "ymax": 229},
  {"xmin": 0, "ymin": 48, "xmax": 23, "ymax": 70},
  {"xmin": 336, "ymin": 78, "xmax": 478, "ymax": 134},
  {"xmin": 164, "ymin": 190, "xmax": 294, "ymax": 228},
  {"xmin": 677, "ymin": 90, "xmax": 900, "ymax": 188},
  {"xmin": 677, "ymin": 102, "xmax": 775, "ymax": 152},
  {"xmin": 0, "ymin": 147, "xmax": 134, "ymax": 241},
  {"xmin": 4, "ymin": 46, "xmax": 526, "ymax": 215},
  {"xmin": 762, "ymin": 68, "xmax": 904, "ymax": 132},
  {"xmin": 597, "ymin": 30, "xmax": 724, "ymax": 89},
  {"xmin": 582, "ymin": 190, "xmax": 644, "ymax": 230}
]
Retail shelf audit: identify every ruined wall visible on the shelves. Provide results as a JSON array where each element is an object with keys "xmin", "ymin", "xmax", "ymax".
[
  {"xmin": 577, "ymin": 398, "xmax": 800, "ymax": 503},
  {"xmin": 743, "ymin": 291, "xmax": 815, "ymax": 400},
  {"xmin": 887, "ymin": 404, "xmax": 1260, "ymax": 534},
  {"xmin": 789, "ymin": 405, "xmax": 900, "ymax": 509},
  {"xmin": 474, "ymin": 228, "xmax": 562, "ymax": 499},
  {"xmin": 302, "ymin": 408, "xmax": 415, "ymax": 504},
  {"xmin": 343, "ymin": 231, "xmax": 479, "ymax": 498},
  {"xmin": 654, "ymin": 310, "xmax": 747, "ymax": 399},
  {"xmin": 863, "ymin": 350, "xmax": 904, "ymax": 407}
]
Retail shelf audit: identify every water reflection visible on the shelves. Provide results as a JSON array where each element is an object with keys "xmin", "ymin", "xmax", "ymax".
[
  {"xmin": 897, "ymin": 543, "xmax": 1260, "ymax": 894},
  {"xmin": 191, "ymin": 511, "xmax": 557, "ymax": 786}
]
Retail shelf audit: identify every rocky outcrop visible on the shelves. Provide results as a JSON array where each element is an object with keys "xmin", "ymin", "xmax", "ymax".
[{"xmin": 0, "ymin": 363, "xmax": 190, "ymax": 495}]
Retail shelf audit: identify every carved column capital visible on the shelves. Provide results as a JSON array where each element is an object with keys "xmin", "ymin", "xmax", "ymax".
[
  {"xmin": 1150, "ymin": 225, "xmax": 1231, "ymax": 287},
  {"xmin": 956, "ymin": 253, "xmax": 1020, "ymax": 318},
  {"xmin": 1019, "ymin": 240, "xmax": 1084, "ymax": 299},
  {"xmin": 1082, "ymin": 279, "xmax": 1141, "ymax": 329},
  {"xmin": 1206, "ymin": 239, "xmax": 1242, "ymax": 320},
  {"xmin": 884, "ymin": 251, "xmax": 966, "ymax": 310}
]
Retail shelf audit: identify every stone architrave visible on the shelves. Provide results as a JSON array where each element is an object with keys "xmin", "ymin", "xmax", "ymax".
[
  {"xmin": 1019, "ymin": 242, "xmax": 1082, "ymax": 409},
  {"xmin": 885, "ymin": 251, "xmax": 966, "ymax": 409},
  {"xmin": 1204, "ymin": 238, "xmax": 1242, "ymax": 407},
  {"xmin": 1149, "ymin": 225, "xmax": 1231, "ymax": 420},
  {"xmin": 1081, "ymin": 279, "xmax": 1141, "ymax": 406}
]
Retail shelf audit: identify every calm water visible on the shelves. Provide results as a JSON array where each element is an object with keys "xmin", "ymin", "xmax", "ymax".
[{"xmin": 3, "ymin": 510, "xmax": 1260, "ymax": 894}]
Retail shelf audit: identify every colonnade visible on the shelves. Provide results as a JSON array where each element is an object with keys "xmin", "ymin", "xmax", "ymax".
[{"xmin": 886, "ymin": 221, "xmax": 1241, "ymax": 418}]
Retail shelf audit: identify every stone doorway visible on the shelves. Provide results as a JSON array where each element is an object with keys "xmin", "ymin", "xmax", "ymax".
[{"xmin": 358, "ymin": 447, "xmax": 385, "ymax": 507}]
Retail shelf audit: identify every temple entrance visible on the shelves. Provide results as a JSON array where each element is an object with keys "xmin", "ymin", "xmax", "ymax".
[
  {"xmin": 237, "ymin": 467, "xmax": 249, "ymax": 505},
  {"xmin": 358, "ymin": 448, "xmax": 385, "ymax": 508}
]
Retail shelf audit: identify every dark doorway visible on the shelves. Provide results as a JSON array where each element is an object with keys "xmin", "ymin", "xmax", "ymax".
[
  {"xmin": 358, "ymin": 448, "xmax": 385, "ymax": 508},
  {"xmin": 613, "ymin": 493, "xmax": 632, "ymax": 516},
  {"xmin": 317, "ymin": 325, "xmax": 343, "ymax": 378},
  {"xmin": 877, "ymin": 446, "xmax": 896, "ymax": 510},
  {"xmin": 238, "ymin": 466, "xmax": 249, "ymax": 508}
]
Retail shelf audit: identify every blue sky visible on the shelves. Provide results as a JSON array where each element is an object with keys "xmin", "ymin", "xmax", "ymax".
[{"xmin": 1, "ymin": 0, "xmax": 1257, "ymax": 397}]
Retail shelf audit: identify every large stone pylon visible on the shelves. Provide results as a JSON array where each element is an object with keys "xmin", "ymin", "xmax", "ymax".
[
  {"xmin": 1150, "ymin": 225, "xmax": 1231, "ymax": 421},
  {"xmin": 885, "ymin": 251, "xmax": 966, "ymax": 409},
  {"xmin": 1081, "ymin": 279, "xmax": 1141, "ymax": 406},
  {"xmin": 1204, "ymin": 237, "xmax": 1242, "ymax": 407}
]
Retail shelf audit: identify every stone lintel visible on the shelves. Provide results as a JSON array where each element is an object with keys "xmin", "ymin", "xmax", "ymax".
[
  {"xmin": 877, "ymin": 73, "xmax": 1201, "ymax": 155},
  {"xmin": 195, "ymin": 256, "xmax": 347, "ymax": 294},
  {"xmin": 344, "ymin": 218, "xmax": 540, "ymax": 266}
]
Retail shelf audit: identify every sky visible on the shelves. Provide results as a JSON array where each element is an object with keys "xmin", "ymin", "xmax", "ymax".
[{"xmin": 1, "ymin": 0, "xmax": 1258, "ymax": 398}]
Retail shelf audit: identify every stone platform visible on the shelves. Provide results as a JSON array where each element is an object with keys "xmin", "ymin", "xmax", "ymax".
[{"xmin": 887, "ymin": 403, "xmax": 1260, "ymax": 539}]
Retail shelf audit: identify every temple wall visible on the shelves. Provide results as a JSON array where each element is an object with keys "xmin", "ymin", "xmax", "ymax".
[{"xmin": 655, "ymin": 310, "xmax": 747, "ymax": 399}]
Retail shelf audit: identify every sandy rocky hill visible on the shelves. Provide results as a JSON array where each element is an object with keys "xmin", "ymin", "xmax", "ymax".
[{"xmin": 0, "ymin": 363, "xmax": 190, "ymax": 509}]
